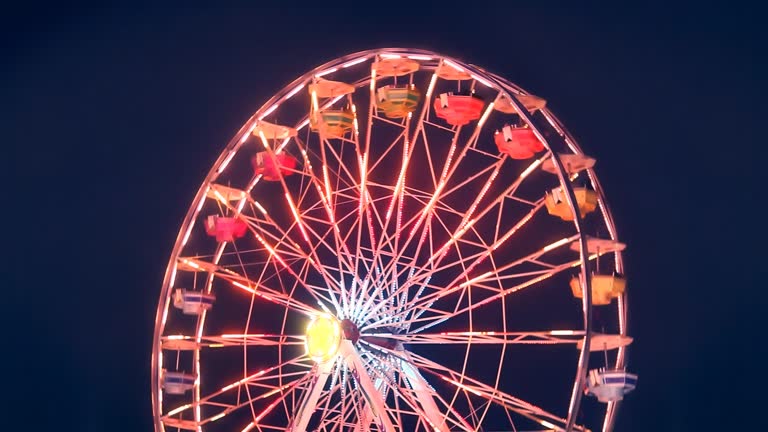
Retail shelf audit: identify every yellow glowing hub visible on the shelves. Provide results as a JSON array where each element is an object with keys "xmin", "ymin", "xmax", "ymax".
[{"xmin": 305, "ymin": 315, "xmax": 341, "ymax": 363}]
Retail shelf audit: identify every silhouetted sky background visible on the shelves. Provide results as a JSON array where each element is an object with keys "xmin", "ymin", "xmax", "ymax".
[{"xmin": 6, "ymin": 2, "xmax": 763, "ymax": 431}]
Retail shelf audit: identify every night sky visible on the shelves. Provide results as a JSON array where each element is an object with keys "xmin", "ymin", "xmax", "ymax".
[{"xmin": 7, "ymin": 3, "xmax": 763, "ymax": 431}]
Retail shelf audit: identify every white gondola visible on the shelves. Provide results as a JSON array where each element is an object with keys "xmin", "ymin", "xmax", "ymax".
[
  {"xmin": 162, "ymin": 370, "xmax": 196, "ymax": 395},
  {"xmin": 172, "ymin": 289, "xmax": 215, "ymax": 315},
  {"xmin": 586, "ymin": 368, "xmax": 638, "ymax": 402},
  {"xmin": 541, "ymin": 153, "xmax": 596, "ymax": 175}
]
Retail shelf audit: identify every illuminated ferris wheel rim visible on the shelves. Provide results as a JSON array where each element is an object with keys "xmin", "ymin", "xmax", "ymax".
[
  {"xmin": 202, "ymin": 46, "xmax": 623, "ymax": 254},
  {"xmin": 152, "ymin": 47, "xmax": 632, "ymax": 432}
]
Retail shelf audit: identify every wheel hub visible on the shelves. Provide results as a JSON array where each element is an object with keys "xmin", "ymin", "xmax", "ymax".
[{"xmin": 305, "ymin": 315, "xmax": 342, "ymax": 363}]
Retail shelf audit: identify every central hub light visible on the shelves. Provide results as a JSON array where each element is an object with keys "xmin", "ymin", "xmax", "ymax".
[{"xmin": 305, "ymin": 314, "xmax": 342, "ymax": 363}]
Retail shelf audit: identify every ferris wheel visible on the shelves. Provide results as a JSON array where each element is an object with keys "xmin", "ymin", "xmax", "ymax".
[{"xmin": 151, "ymin": 48, "xmax": 637, "ymax": 432}]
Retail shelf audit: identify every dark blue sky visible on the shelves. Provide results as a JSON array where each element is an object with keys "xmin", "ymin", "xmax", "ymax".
[{"xmin": 7, "ymin": 3, "xmax": 762, "ymax": 431}]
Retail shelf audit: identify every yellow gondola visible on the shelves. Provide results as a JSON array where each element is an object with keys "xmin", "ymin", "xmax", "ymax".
[
  {"xmin": 376, "ymin": 84, "xmax": 421, "ymax": 118},
  {"xmin": 310, "ymin": 109, "xmax": 355, "ymax": 138},
  {"xmin": 570, "ymin": 273, "xmax": 626, "ymax": 305},
  {"xmin": 545, "ymin": 187, "xmax": 598, "ymax": 221}
]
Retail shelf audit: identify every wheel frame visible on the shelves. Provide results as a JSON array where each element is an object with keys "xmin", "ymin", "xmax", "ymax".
[{"xmin": 151, "ymin": 48, "xmax": 629, "ymax": 432}]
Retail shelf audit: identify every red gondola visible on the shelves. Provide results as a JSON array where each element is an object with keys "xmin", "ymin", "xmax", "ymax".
[
  {"xmin": 252, "ymin": 151, "xmax": 298, "ymax": 181},
  {"xmin": 494, "ymin": 125, "xmax": 544, "ymax": 159},
  {"xmin": 204, "ymin": 215, "xmax": 247, "ymax": 242},
  {"xmin": 433, "ymin": 92, "xmax": 484, "ymax": 126}
]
